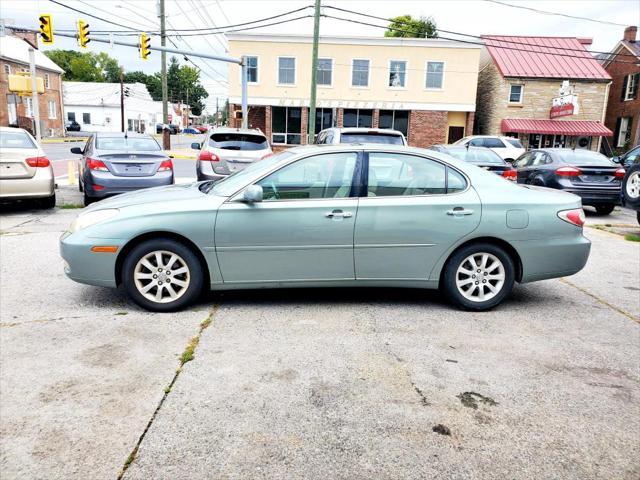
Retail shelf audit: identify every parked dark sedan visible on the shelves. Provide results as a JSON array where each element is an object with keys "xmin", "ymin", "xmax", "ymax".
[
  {"xmin": 513, "ymin": 148, "xmax": 625, "ymax": 215},
  {"xmin": 72, "ymin": 133, "xmax": 174, "ymax": 206},
  {"xmin": 429, "ymin": 145, "xmax": 517, "ymax": 181},
  {"xmin": 65, "ymin": 121, "xmax": 81, "ymax": 132}
]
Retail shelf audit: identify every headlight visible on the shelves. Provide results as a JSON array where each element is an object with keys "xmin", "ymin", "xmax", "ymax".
[{"xmin": 68, "ymin": 209, "xmax": 119, "ymax": 233}]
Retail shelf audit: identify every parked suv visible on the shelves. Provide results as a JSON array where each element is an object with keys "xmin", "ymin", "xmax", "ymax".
[
  {"xmin": 193, "ymin": 128, "xmax": 272, "ymax": 181},
  {"xmin": 453, "ymin": 135, "xmax": 525, "ymax": 162},
  {"xmin": 315, "ymin": 127, "xmax": 407, "ymax": 145},
  {"xmin": 620, "ymin": 154, "xmax": 640, "ymax": 223}
]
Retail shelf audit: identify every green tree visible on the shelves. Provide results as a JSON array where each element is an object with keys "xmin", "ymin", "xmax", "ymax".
[
  {"xmin": 385, "ymin": 15, "xmax": 437, "ymax": 38},
  {"xmin": 44, "ymin": 49, "xmax": 122, "ymax": 82},
  {"xmin": 123, "ymin": 71, "xmax": 162, "ymax": 99},
  {"xmin": 164, "ymin": 56, "xmax": 208, "ymax": 116}
]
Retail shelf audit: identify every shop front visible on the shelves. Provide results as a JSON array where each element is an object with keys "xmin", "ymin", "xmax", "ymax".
[{"xmin": 501, "ymin": 119, "xmax": 612, "ymax": 151}]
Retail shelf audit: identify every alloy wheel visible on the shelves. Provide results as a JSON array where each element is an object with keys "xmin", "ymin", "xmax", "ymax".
[
  {"xmin": 626, "ymin": 171, "xmax": 640, "ymax": 199},
  {"xmin": 133, "ymin": 250, "xmax": 190, "ymax": 303},
  {"xmin": 455, "ymin": 252, "xmax": 505, "ymax": 302}
]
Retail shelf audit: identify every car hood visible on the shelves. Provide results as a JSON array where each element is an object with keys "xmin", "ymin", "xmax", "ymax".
[{"xmin": 83, "ymin": 182, "xmax": 214, "ymax": 211}]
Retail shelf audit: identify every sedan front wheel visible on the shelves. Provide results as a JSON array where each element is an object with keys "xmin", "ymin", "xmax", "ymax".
[
  {"xmin": 443, "ymin": 243, "xmax": 515, "ymax": 311},
  {"xmin": 122, "ymin": 239, "xmax": 204, "ymax": 312}
]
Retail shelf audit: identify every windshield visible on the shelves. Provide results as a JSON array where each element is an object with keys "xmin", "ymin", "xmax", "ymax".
[
  {"xmin": 556, "ymin": 150, "xmax": 614, "ymax": 166},
  {"xmin": 0, "ymin": 131, "xmax": 36, "ymax": 149},
  {"xmin": 209, "ymin": 133, "xmax": 269, "ymax": 151},
  {"xmin": 96, "ymin": 137, "xmax": 161, "ymax": 151},
  {"xmin": 340, "ymin": 133, "xmax": 404, "ymax": 145},
  {"xmin": 211, "ymin": 151, "xmax": 295, "ymax": 196},
  {"xmin": 445, "ymin": 147, "xmax": 505, "ymax": 165}
]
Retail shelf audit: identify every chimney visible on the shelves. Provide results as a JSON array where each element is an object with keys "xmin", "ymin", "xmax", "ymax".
[
  {"xmin": 624, "ymin": 26, "xmax": 637, "ymax": 42},
  {"xmin": 12, "ymin": 30, "xmax": 39, "ymax": 49}
]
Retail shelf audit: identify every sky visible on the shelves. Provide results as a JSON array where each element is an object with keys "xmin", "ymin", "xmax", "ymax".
[{"xmin": 1, "ymin": 0, "xmax": 637, "ymax": 114}]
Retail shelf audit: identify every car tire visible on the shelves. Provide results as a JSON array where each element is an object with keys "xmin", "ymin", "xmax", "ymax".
[
  {"xmin": 532, "ymin": 178, "xmax": 545, "ymax": 187},
  {"xmin": 78, "ymin": 175, "xmax": 83, "ymax": 192},
  {"xmin": 621, "ymin": 164, "xmax": 640, "ymax": 210},
  {"xmin": 594, "ymin": 204, "xmax": 615, "ymax": 215},
  {"xmin": 122, "ymin": 239, "xmax": 204, "ymax": 312},
  {"xmin": 40, "ymin": 193, "xmax": 56, "ymax": 209},
  {"xmin": 83, "ymin": 191, "xmax": 94, "ymax": 206},
  {"xmin": 442, "ymin": 242, "xmax": 515, "ymax": 311}
]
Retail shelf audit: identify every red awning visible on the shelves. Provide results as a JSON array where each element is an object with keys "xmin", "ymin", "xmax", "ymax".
[{"xmin": 501, "ymin": 119, "xmax": 612, "ymax": 136}]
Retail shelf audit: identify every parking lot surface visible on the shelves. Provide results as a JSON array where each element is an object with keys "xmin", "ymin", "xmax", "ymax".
[{"xmin": 1, "ymin": 206, "xmax": 638, "ymax": 479}]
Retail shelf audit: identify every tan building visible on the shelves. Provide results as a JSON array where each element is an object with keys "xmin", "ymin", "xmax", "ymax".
[
  {"xmin": 475, "ymin": 35, "xmax": 612, "ymax": 152},
  {"xmin": 227, "ymin": 34, "xmax": 481, "ymax": 148},
  {"xmin": 0, "ymin": 31, "xmax": 64, "ymax": 136}
]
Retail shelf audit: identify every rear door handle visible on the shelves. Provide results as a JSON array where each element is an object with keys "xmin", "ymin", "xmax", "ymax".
[
  {"xmin": 325, "ymin": 210, "xmax": 353, "ymax": 218},
  {"xmin": 447, "ymin": 208, "xmax": 474, "ymax": 216}
]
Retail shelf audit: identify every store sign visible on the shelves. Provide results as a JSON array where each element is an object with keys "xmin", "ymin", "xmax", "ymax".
[{"xmin": 550, "ymin": 80, "xmax": 579, "ymax": 119}]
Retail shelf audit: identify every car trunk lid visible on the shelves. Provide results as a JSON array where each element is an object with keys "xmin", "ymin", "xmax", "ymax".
[
  {"xmin": 570, "ymin": 165, "xmax": 620, "ymax": 186},
  {"xmin": 0, "ymin": 149, "xmax": 38, "ymax": 179},
  {"xmin": 99, "ymin": 152, "xmax": 167, "ymax": 177}
]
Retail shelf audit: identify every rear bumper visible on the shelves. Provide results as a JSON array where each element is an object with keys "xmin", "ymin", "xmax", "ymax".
[
  {"xmin": 0, "ymin": 167, "xmax": 55, "ymax": 199},
  {"xmin": 84, "ymin": 171, "xmax": 173, "ymax": 198},
  {"xmin": 562, "ymin": 188, "xmax": 620, "ymax": 206}
]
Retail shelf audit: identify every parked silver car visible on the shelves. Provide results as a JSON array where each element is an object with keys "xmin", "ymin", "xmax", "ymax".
[
  {"xmin": 315, "ymin": 127, "xmax": 407, "ymax": 145},
  {"xmin": 193, "ymin": 128, "xmax": 272, "ymax": 181},
  {"xmin": 0, "ymin": 126, "xmax": 55, "ymax": 208}
]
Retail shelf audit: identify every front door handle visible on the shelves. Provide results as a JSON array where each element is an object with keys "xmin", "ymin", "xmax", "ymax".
[
  {"xmin": 447, "ymin": 208, "xmax": 474, "ymax": 216},
  {"xmin": 325, "ymin": 210, "xmax": 353, "ymax": 219}
]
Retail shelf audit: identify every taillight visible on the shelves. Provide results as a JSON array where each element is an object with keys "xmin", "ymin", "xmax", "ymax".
[
  {"xmin": 87, "ymin": 158, "xmax": 109, "ymax": 171},
  {"xmin": 502, "ymin": 169, "xmax": 517, "ymax": 181},
  {"xmin": 25, "ymin": 156, "xmax": 51, "ymax": 167},
  {"xmin": 158, "ymin": 159, "xmax": 173, "ymax": 172},
  {"xmin": 614, "ymin": 168, "xmax": 625, "ymax": 179},
  {"xmin": 557, "ymin": 208, "xmax": 585, "ymax": 227},
  {"xmin": 556, "ymin": 166, "xmax": 582, "ymax": 177},
  {"xmin": 198, "ymin": 151, "xmax": 219, "ymax": 162}
]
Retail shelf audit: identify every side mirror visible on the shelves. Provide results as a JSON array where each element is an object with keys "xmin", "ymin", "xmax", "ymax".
[
  {"xmin": 191, "ymin": 142, "xmax": 201, "ymax": 150},
  {"xmin": 611, "ymin": 156, "xmax": 621, "ymax": 164},
  {"xmin": 242, "ymin": 184, "xmax": 263, "ymax": 203},
  {"xmin": 70, "ymin": 147, "xmax": 82, "ymax": 154}
]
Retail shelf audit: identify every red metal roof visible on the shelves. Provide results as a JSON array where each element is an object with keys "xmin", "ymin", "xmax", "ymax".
[
  {"xmin": 501, "ymin": 119, "xmax": 613, "ymax": 136},
  {"xmin": 483, "ymin": 36, "xmax": 611, "ymax": 80}
]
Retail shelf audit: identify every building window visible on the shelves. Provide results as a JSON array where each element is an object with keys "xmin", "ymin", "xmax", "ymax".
[
  {"xmin": 617, "ymin": 117, "xmax": 632, "ymax": 147},
  {"xmin": 343, "ymin": 109, "xmax": 372, "ymax": 128},
  {"xmin": 3, "ymin": 64, "xmax": 11, "ymax": 76},
  {"xmin": 246, "ymin": 56, "xmax": 258, "ymax": 83},
  {"xmin": 278, "ymin": 57, "xmax": 296, "ymax": 85},
  {"xmin": 83, "ymin": 112, "xmax": 91, "ymax": 124},
  {"xmin": 351, "ymin": 59, "xmax": 370, "ymax": 87},
  {"xmin": 314, "ymin": 108, "xmax": 334, "ymax": 134},
  {"xmin": 44, "ymin": 73, "xmax": 50, "ymax": 89},
  {"xmin": 48, "ymin": 100, "xmax": 56, "ymax": 119},
  {"xmin": 509, "ymin": 84, "xmax": 524, "ymax": 103},
  {"xmin": 388, "ymin": 60, "xmax": 407, "ymax": 88},
  {"xmin": 378, "ymin": 110, "xmax": 409, "ymax": 137},
  {"xmin": 623, "ymin": 73, "xmax": 639, "ymax": 101},
  {"xmin": 317, "ymin": 58, "xmax": 333, "ymax": 86},
  {"xmin": 425, "ymin": 61, "xmax": 444, "ymax": 89},
  {"xmin": 67, "ymin": 112, "xmax": 76, "ymax": 122},
  {"xmin": 272, "ymin": 106, "xmax": 302, "ymax": 144},
  {"xmin": 25, "ymin": 97, "xmax": 33, "ymax": 117}
]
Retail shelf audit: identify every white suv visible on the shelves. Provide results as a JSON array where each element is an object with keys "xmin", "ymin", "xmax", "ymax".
[
  {"xmin": 315, "ymin": 127, "xmax": 407, "ymax": 146},
  {"xmin": 453, "ymin": 135, "xmax": 525, "ymax": 162}
]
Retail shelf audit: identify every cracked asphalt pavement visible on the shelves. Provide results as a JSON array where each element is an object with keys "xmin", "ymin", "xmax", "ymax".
[{"xmin": 1, "ymin": 205, "xmax": 638, "ymax": 479}]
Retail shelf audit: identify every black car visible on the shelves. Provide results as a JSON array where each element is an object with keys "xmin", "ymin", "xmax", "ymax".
[
  {"xmin": 613, "ymin": 145, "xmax": 640, "ymax": 169},
  {"xmin": 65, "ymin": 121, "xmax": 81, "ymax": 132},
  {"xmin": 513, "ymin": 148, "xmax": 625, "ymax": 215},
  {"xmin": 429, "ymin": 145, "xmax": 517, "ymax": 181},
  {"xmin": 620, "ymin": 154, "xmax": 640, "ymax": 223},
  {"xmin": 71, "ymin": 132, "xmax": 174, "ymax": 206}
]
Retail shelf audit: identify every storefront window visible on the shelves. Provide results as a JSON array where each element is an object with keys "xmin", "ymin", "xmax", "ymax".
[
  {"xmin": 314, "ymin": 108, "xmax": 333, "ymax": 134},
  {"xmin": 379, "ymin": 110, "xmax": 409, "ymax": 137},
  {"xmin": 343, "ymin": 109, "xmax": 373, "ymax": 128},
  {"xmin": 272, "ymin": 106, "xmax": 302, "ymax": 144}
]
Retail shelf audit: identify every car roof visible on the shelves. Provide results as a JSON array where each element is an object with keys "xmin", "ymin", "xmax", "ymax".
[
  {"xmin": 323, "ymin": 127, "xmax": 404, "ymax": 135},
  {"xmin": 0, "ymin": 126, "xmax": 30, "ymax": 133},
  {"xmin": 94, "ymin": 132, "xmax": 153, "ymax": 138},
  {"xmin": 210, "ymin": 127, "xmax": 265, "ymax": 135}
]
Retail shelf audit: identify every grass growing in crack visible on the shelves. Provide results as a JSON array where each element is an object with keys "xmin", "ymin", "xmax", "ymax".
[
  {"xmin": 179, "ymin": 336, "xmax": 200, "ymax": 364},
  {"xmin": 625, "ymin": 234, "xmax": 640, "ymax": 242},
  {"xmin": 58, "ymin": 203, "xmax": 83, "ymax": 209}
]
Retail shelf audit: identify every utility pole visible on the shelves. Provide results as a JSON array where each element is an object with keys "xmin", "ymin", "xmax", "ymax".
[
  {"xmin": 159, "ymin": 0, "xmax": 169, "ymax": 148},
  {"xmin": 241, "ymin": 56, "xmax": 248, "ymax": 129},
  {"xmin": 215, "ymin": 97, "xmax": 219, "ymax": 126},
  {"xmin": 120, "ymin": 69, "xmax": 125, "ymax": 133},
  {"xmin": 186, "ymin": 88, "xmax": 189, "ymax": 126},
  {"xmin": 307, "ymin": 0, "xmax": 321, "ymax": 144},
  {"xmin": 28, "ymin": 47, "xmax": 41, "ymax": 141}
]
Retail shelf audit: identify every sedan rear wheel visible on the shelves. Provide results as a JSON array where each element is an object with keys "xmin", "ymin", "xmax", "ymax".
[
  {"xmin": 123, "ymin": 239, "xmax": 204, "ymax": 312},
  {"xmin": 443, "ymin": 243, "xmax": 515, "ymax": 311}
]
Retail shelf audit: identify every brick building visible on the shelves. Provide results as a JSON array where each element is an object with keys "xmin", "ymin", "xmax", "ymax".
[
  {"xmin": 602, "ymin": 26, "xmax": 640, "ymax": 154},
  {"xmin": 475, "ymin": 35, "xmax": 612, "ymax": 152},
  {"xmin": 0, "ymin": 31, "xmax": 64, "ymax": 137},
  {"xmin": 226, "ymin": 34, "xmax": 480, "ymax": 149}
]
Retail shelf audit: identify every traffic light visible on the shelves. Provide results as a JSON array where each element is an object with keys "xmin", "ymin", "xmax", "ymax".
[
  {"xmin": 39, "ymin": 14, "xmax": 54, "ymax": 44},
  {"xmin": 77, "ymin": 20, "xmax": 90, "ymax": 48},
  {"xmin": 139, "ymin": 33, "xmax": 151, "ymax": 60}
]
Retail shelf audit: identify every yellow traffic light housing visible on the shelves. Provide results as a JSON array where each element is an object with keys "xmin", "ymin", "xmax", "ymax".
[
  {"xmin": 39, "ymin": 14, "xmax": 54, "ymax": 44},
  {"xmin": 77, "ymin": 20, "xmax": 90, "ymax": 48},
  {"xmin": 139, "ymin": 33, "xmax": 151, "ymax": 60}
]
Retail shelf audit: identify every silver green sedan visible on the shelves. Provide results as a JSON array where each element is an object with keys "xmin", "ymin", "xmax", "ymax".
[{"xmin": 60, "ymin": 145, "xmax": 591, "ymax": 312}]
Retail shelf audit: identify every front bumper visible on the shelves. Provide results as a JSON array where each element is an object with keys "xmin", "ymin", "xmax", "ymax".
[
  {"xmin": 60, "ymin": 231, "xmax": 122, "ymax": 287},
  {"xmin": 0, "ymin": 167, "xmax": 55, "ymax": 199},
  {"xmin": 84, "ymin": 171, "xmax": 173, "ymax": 198}
]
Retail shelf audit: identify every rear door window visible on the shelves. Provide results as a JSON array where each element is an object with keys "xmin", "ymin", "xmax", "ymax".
[
  {"xmin": 209, "ymin": 133, "xmax": 269, "ymax": 151},
  {"xmin": 505, "ymin": 138, "xmax": 523, "ymax": 148},
  {"xmin": 483, "ymin": 137, "xmax": 506, "ymax": 148}
]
